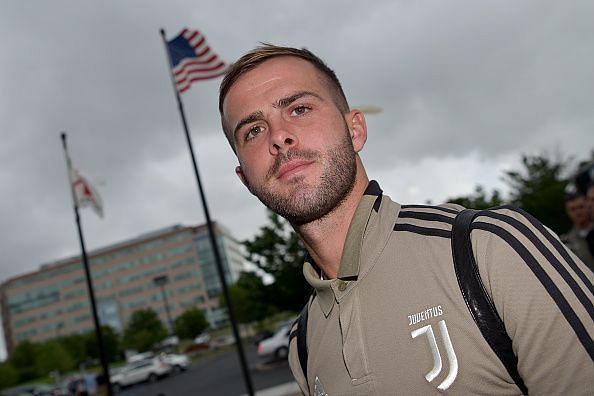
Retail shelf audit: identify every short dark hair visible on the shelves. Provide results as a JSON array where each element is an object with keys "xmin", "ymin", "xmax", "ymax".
[
  {"xmin": 218, "ymin": 44, "xmax": 349, "ymax": 151},
  {"xmin": 565, "ymin": 192, "xmax": 585, "ymax": 203}
]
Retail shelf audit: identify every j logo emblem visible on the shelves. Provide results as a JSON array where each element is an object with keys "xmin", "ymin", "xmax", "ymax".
[
  {"xmin": 314, "ymin": 376, "xmax": 328, "ymax": 396},
  {"xmin": 410, "ymin": 320, "xmax": 459, "ymax": 390}
]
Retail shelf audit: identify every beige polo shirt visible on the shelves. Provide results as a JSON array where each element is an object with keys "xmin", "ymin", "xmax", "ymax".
[{"xmin": 288, "ymin": 181, "xmax": 594, "ymax": 395}]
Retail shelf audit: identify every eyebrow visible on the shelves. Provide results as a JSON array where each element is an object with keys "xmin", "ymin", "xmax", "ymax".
[
  {"xmin": 274, "ymin": 91, "xmax": 323, "ymax": 109},
  {"xmin": 232, "ymin": 91, "xmax": 324, "ymax": 141},
  {"xmin": 233, "ymin": 110, "xmax": 265, "ymax": 141}
]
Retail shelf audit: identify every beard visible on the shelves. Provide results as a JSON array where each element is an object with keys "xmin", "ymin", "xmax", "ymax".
[{"xmin": 244, "ymin": 126, "xmax": 357, "ymax": 225}]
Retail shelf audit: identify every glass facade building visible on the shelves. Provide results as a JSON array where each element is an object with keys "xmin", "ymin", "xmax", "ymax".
[{"xmin": 0, "ymin": 222, "xmax": 245, "ymax": 356}]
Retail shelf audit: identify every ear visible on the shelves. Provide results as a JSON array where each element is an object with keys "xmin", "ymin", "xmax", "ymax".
[
  {"xmin": 346, "ymin": 110, "xmax": 367, "ymax": 153},
  {"xmin": 235, "ymin": 166, "xmax": 249, "ymax": 188}
]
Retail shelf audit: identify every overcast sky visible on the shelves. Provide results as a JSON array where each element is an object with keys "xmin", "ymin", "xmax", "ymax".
[{"xmin": 1, "ymin": 1, "xmax": 593, "ymax": 360}]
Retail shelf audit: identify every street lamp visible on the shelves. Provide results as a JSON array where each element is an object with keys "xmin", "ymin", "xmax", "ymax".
[
  {"xmin": 153, "ymin": 275, "xmax": 174, "ymax": 334},
  {"xmin": 356, "ymin": 105, "xmax": 382, "ymax": 115}
]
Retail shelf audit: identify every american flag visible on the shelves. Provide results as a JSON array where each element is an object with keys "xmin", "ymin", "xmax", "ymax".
[{"xmin": 166, "ymin": 28, "xmax": 227, "ymax": 93}]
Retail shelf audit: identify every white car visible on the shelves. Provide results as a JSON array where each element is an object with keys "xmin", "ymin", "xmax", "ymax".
[
  {"xmin": 110, "ymin": 357, "xmax": 171, "ymax": 392},
  {"xmin": 160, "ymin": 352, "xmax": 190, "ymax": 373},
  {"xmin": 211, "ymin": 334, "xmax": 236, "ymax": 349},
  {"xmin": 257, "ymin": 320, "xmax": 294, "ymax": 360},
  {"xmin": 193, "ymin": 332, "xmax": 211, "ymax": 345}
]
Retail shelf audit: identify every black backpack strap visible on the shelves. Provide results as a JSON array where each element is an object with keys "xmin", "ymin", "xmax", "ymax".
[
  {"xmin": 296, "ymin": 300, "xmax": 309, "ymax": 383},
  {"xmin": 289, "ymin": 295, "xmax": 313, "ymax": 388},
  {"xmin": 452, "ymin": 209, "xmax": 528, "ymax": 395}
]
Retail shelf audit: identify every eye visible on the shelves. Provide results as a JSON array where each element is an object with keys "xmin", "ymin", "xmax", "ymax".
[
  {"xmin": 245, "ymin": 125, "xmax": 265, "ymax": 141},
  {"xmin": 291, "ymin": 105, "xmax": 311, "ymax": 116}
]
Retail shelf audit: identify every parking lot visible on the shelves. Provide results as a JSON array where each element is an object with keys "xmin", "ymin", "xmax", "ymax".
[{"xmin": 117, "ymin": 344, "xmax": 295, "ymax": 396}]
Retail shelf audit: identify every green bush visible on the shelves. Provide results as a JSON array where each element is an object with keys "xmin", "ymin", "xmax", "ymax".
[{"xmin": 0, "ymin": 362, "xmax": 18, "ymax": 390}]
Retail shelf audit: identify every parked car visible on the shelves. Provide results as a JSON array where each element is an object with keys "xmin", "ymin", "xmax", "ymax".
[
  {"xmin": 62, "ymin": 374, "xmax": 95, "ymax": 396},
  {"xmin": 160, "ymin": 335, "xmax": 179, "ymax": 347},
  {"xmin": 210, "ymin": 334, "xmax": 235, "ymax": 349},
  {"xmin": 253, "ymin": 329, "xmax": 274, "ymax": 346},
  {"xmin": 257, "ymin": 320, "xmax": 294, "ymax": 361},
  {"xmin": 110, "ymin": 357, "xmax": 171, "ymax": 392},
  {"xmin": 126, "ymin": 351, "xmax": 154, "ymax": 363},
  {"xmin": 153, "ymin": 335, "xmax": 180, "ymax": 353},
  {"xmin": 193, "ymin": 332, "xmax": 211, "ymax": 346},
  {"xmin": 160, "ymin": 352, "xmax": 190, "ymax": 373},
  {"xmin": 10, "ymin": 384, "xmax": 66, "ymax": 396}
]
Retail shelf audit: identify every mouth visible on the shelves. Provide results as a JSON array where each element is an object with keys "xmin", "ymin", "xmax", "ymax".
[{"xmin": 276, "ymin": 160, "xmax": 313, "ymax": 180}]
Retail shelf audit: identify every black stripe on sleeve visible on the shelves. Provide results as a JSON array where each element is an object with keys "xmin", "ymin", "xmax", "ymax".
[
  {"xmin": 289, "ymin": 329, "xmax": 298, "ymax": 342},
  {"xmin": 393, "ymin": 223, "xmax": 451, "ymax": 239},
  {"xmin": 492, "ymin": 205, "xmax": 594, "ymax": 297},
  {"xmin": 401, "ymin": 204, "xmax": 459, "ymax": 215},
  {"xmin": 481, "ymin": 210, "xmax": 594, "ymax": 323},
  {"xmin": 399, "ymin": 211, "xmax": 455, "ymax": 225},
  {"xmin": 473, "ymin": 221, "xmax": 594, "ymax": 362}
]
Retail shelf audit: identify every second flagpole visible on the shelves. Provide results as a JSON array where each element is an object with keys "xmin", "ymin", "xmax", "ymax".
[
  {"xmin": 159, "ymin": 28, "xmax": 255, "ymax": 396},
  {"xmin": 61, "ymin": 133, "xmax": 113, "ymax": 396}
]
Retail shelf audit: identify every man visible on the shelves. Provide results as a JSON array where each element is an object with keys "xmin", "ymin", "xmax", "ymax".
[
  {"xmin": 219, "ymin": 45, "xmax": 594, "ymax": 394},
  {"xmin": 561, "ymin": 191, "xmax": 594, "ymax": 272},
  {"xmin": 587, "ymin": 182, "xmax": 594, "ymax": 262},
  {"xmin": 588, "ymin": 182, "xmax": 594, "ymax": 218}
]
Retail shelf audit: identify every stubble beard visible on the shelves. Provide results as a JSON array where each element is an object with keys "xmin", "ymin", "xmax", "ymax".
[{"xmin": 246, "ymin": 128, "xmax": 357, "ymax": 226}]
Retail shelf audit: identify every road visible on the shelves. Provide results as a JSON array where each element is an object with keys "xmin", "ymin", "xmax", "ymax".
[{"xmin": 119, "ymin": 344, "xmax": 295, "ymax": 396}]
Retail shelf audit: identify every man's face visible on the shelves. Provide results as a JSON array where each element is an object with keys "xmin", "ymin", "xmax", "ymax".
[
  {"xmin": 587, "ymin": 185, "xmax": 594, "ymax": 220},
  {"xmin": 222, "ymin": 56, "xmax": 366, "ymax": 224},
  {"xmin": 566, "ymin": 196, "xmax": 590, "ymax": 227}
]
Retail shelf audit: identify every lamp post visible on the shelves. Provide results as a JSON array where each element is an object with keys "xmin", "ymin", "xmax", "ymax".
[
  {"xmin": 356, "ymin": 105, "xmax": 382, "ymax": 114},
  {"xmin": 153, "ymin": 275, "xmax": 174, "ymax": 334}
]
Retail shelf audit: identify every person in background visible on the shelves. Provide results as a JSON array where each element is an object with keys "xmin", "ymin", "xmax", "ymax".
[
  {"xmin": 588, "ymin": 182, "xmax": 594, "ymax": 217},
  {"xmin": 561, "ymin": 190, "xmax": 594, "ymax": 272},
  {"xmin": 586, "ymin": 181, "xmax": 594, "ymax": 261}
]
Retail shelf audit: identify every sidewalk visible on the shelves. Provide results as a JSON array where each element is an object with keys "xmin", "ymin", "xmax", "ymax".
[{"xmin": 242, "ymin": 381, "xmax": 301, "ymax": 396}]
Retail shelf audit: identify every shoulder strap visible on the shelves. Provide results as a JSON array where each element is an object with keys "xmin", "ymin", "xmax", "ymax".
[
  {"xmin": 296, "ymin": 300, "xmax": 309, "ymax": 383},
  {"xmin": 289, "ymin": 294, "xmax": 314, "ymax": 388},
  {"xmin": 452, "ymin": 209, "xmax": 528, "ymax": 395}
]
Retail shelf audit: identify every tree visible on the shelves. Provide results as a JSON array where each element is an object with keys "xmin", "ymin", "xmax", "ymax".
[
  {"xmin": 174, "ymin": 308, "xmax": 208, "ymax": 339},
  {"xmin": 35, "ymin": 341, "xmax": 73, "ymax": 377},
  {"xmin": 123, "ymin": 308, "xmax": 167, "ymax": 352},
  {"xmin": 219, "ymin": 271, "xmax": 270, "ymax": 324},
  {"xmin": 0, "ymin": 362, "xmax": 18, "ymax": 391},
  {"xmin": 443, "ymin": 151, "xmax": 583, "ymax": 235},
  {"xmin": 504, "ymin": 153, "xmax": 571, "ymax": 235},
  {"xmin": 447, "ymin": 185, "xmax": 504, "ymax": 210},
  {"xmin": 10, "ymin": 341, "xmax": 41, "ymax": 382},
  {"xmin": 85, "ymin": 326, "xmax": 122, "ymax": 363},
  {"xmin": 243, "ymin": 210, "xmax": 310, "ymax": 312},
  {"xmin": 58, "ymin": 333, "xmax": 87, "ymax": 365}
]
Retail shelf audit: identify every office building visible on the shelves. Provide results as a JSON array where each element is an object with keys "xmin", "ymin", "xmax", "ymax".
[{"xmin": 0, "ymin": 222, "xmax": 245, "ymax": 356}]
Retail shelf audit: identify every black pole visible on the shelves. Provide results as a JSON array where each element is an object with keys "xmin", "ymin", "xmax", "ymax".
[
  {"xmin": 154, "ymin": 275, "xmax": 174, "ymax": 334},
  {"xmin": 159, "ymin": 29, "xmax": 255, "ymax": 396},
  {"xmin": 161, "ymin": 284, "xmax": 173, "ymax": 334},
  {"xmin": 61, "ymin": 133, "xmax": 112, "ymax": 396}
]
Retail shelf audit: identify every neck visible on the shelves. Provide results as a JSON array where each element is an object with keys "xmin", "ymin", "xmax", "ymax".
[{"xmin": 293, "ymin": 162, "xmax": 369, "ymax": 279}]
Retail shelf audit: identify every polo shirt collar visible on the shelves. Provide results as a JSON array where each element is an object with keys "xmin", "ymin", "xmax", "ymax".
[{"xmin": 303, "ymin": 180, "xmax": 385, "ymax": 317}]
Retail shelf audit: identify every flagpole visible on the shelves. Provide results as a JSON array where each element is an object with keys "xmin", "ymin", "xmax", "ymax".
[
  {"xmin": 61, "ymin": 133, "xmax": 113, "ymax": 396},
  {"xmin": 159, "ymin": 29, "xmax": 255, "ymax": 396}
]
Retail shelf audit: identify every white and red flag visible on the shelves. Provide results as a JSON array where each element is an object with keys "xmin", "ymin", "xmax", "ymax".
[{"xmin": 71, "ymin": 168, "xmax": 103, "ymax": 218}]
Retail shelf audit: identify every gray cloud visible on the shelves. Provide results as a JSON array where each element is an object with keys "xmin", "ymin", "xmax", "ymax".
[{"xmin": 0, "ymin": 0, "xmax": 592, "ymax": 296}]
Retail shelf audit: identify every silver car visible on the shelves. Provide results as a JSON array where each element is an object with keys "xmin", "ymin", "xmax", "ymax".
[{"xmin": 110, "ymin": 357, "xmax": 171, "ymax": 392}]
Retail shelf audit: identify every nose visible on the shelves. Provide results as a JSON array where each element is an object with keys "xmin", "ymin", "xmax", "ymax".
[{"xmin": 269, "ymin": 119, "xmax": 298, "ymax": 155}]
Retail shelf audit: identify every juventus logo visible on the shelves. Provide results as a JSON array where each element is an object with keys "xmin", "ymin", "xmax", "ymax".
[{"xmin": 410, "ymin": 320, "xmax": 459, "ymax": 390}]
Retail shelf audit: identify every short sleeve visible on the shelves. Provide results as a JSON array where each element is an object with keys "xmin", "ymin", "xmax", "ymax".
[{"xmin": 472, "ymin": 206, "xmax": 594, "ymax": 395}]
